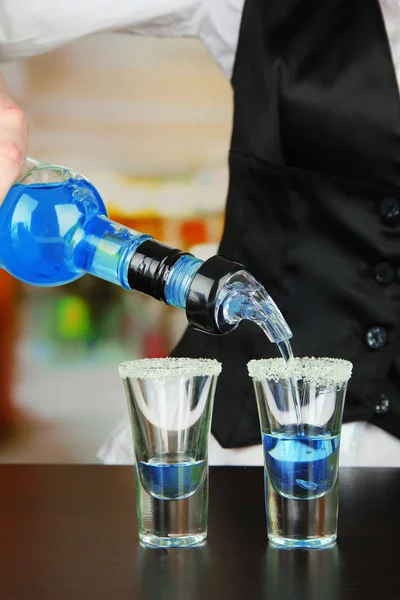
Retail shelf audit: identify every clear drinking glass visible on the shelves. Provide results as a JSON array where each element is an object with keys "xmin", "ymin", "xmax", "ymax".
[
  {"xmin": 248, "ymin": 357, "xmax": 353, "ymax": 549},
  {"xmin": 119, "ymin": 357, "xmax": 221, "ymax": 548}
]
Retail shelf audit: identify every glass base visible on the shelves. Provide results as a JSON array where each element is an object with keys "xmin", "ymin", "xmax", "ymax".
[
  {"xmin": 136, "ymin": 469, "xmax": 208, "ymax": 549},
  {"xmin": 268, "ymin": 533, "xmax": 337, "ymax": 549},
  {"xmin": 139, "ymin": 532, "xmax": 207, "ymax": 548},
  {"xmin": 266, "ymin": 478, "xmax": 339, "ymax": 550}
]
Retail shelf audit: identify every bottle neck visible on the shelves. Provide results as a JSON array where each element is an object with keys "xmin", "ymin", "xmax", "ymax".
[
  {"xmin": 127, "ymin": 239, "xmax": 203, "ymax": 307},
  {"xmin": 74, "ymin": 213, "xmax": 151, "ymax": 288}
]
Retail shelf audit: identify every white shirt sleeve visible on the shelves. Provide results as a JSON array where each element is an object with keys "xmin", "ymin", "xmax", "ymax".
[
  {"xmin": 199, "ymin": 0, "xmax": 244, "ymax": 79},
  {"xmin": 0, "ymin": 0, "xmax": 204, "ymax": 61},
  {"xmin": 0, "ymin": 0, "xmax": 244, "ymax": 80}
]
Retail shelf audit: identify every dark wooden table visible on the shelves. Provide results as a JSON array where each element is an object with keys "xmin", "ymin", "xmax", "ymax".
[{"xmin": 0, "ymin": 466, "xmax": 399, "ymax": 600}]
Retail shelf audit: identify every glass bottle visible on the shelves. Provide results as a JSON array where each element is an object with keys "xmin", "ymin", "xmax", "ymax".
[{"xmin": 0, "ymin": 158, "xmax": 292, "ymax": 342}]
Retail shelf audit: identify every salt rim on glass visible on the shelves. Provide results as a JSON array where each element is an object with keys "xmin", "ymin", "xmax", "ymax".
[
  {"xmin": 119, "ymin": 357, "xmax": 222, "ymax": 380},
  {"xmin": 247, "ymin": 357, "xmax": 353, "ymax": 386}
]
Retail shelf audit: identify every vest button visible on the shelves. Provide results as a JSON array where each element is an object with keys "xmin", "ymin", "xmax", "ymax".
[
  {"xmin": 379, "ymin": 197, "xmax": 400, "ymax": 226},
  {"xmin": 374, "ymin": 262, "xmax": 395, "ymax": 285},
  {"xmin": 375, "ymin": 394, "xmax": 390, "ymax": 416},
  {"xmin": 366, "ymin": 326, "xmax": 387, "ymax": 349}
]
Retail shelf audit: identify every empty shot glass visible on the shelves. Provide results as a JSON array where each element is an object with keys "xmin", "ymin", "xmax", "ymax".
[
  {"xmin": 119, "ymin": 357, "xmax": 221, "ymax": 548},
  {"xmin": 248, "ymin": 357, "xmax": 353, "ymax": 549}
]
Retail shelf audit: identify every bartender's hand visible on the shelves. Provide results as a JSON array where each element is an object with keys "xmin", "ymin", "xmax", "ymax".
[{"xmin": 0, "ymin": 72, "xmax": 28, "ymax": 205}]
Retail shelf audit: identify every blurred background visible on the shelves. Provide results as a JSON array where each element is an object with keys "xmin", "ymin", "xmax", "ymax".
[{"xmin": 0, "ymin": 32, "xmax": 232, "ymax": 462}]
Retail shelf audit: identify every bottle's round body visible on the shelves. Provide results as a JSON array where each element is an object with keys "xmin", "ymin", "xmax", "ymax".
[{"xmin": 0, "ymin": 178, "xmax": 107, "ymax": 286}]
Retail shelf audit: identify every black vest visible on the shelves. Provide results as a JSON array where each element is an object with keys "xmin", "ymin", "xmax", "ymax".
[{"xmin": 173, "ymin": 0, "xmax": 400, "ymax": 448}]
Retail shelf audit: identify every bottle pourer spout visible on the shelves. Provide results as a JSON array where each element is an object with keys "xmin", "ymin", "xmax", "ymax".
[
  {"xmin": 186, "ymin": 256, "xmax": 245, "ymax": 334},
  {"xmin": 186, "ymin": 257, "xmax": 292, "ymax": 342}
]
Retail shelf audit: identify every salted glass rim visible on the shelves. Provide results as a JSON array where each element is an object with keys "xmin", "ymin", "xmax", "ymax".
[
  {"xmin": 247, "ymin": 357, "xmax": 353, "ymax": 386},
  {"xmin": 119, "ymin": 357, "xmax": 222, "ymax": 380}
]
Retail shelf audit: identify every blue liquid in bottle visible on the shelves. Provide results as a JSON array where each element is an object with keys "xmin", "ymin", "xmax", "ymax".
[{"xmin": 0, "ymin": 179, "xmax": 150, "ymax": 287}]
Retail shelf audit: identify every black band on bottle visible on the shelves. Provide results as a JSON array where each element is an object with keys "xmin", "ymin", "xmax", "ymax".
[
  {"xmin": 127, "ymin": 239, "xmax": 189, "ymax": 302},
  {"xmin": 186, "ymin": 255, "xmax": 245, "ymax": 335}
]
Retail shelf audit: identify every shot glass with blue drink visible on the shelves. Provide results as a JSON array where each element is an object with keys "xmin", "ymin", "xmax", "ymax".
[
  {"xmin": 248, "ymin": 357, "xmax": 352, "ymax": 549},
  {"xmin": 119, "ymin": 357, "xmax": 221, "ymax": 548}
]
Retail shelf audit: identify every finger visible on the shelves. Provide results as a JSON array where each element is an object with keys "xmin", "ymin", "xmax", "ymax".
[{"xmin": 0, "ymin": 105, "xmax": 28, "ymax": 204}]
